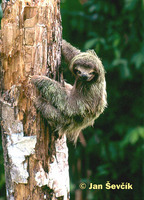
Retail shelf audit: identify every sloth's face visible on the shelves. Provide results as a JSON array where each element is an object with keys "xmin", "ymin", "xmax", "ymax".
[{"xmin": 74, "ymin": 65, "xmax": 98, "ymax": 82}]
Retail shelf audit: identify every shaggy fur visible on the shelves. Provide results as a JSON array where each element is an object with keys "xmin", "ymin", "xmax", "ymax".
[{"xmin": 31, "ymin": 40, "xmax": 107, "ymax": 143}]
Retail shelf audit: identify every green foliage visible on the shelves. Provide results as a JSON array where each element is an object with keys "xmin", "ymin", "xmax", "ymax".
[
  {"xmin": 61, "ymin": 0, "xmax": 144, "ymax": 199},
  {"xmin": 122, "ymin": 126, "xmax": 144, "ymax": 145},
  {"xmin": 0, "ymin": 0, "xmax": 143, "ymax": 199},
  {"xmin": 0, "ymin": 5, "xmax": 2, "ymax": 19},
  {"xmin": 131, "ymin": 45, "xmax": 144, "ymax": 69}
]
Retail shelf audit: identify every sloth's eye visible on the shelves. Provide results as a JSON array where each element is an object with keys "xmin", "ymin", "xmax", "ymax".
[
  {"xmin": 89, "ymin": 72, "xmax": 95, "ymax": 75},
  {"xmin": 75, "ymin": 69, "xmax": 81, "ymax": 75}
]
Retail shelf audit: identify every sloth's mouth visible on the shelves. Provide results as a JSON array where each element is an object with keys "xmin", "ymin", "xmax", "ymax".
[
  {"xmin": 76, "ymin": 72, "xmax": 99, "ymax": 82},
  {"xmin": 81, "ymin": 75, "xmax": 99, "ymax": 82},
  {"xmin": 80, "ymin": 74, "xmax": 89, "ymax": 81}
]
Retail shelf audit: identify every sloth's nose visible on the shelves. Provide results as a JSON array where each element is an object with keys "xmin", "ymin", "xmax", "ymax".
[{"xmin": 81, "ymin": 74, "xmax": 88, "ymax": 81}]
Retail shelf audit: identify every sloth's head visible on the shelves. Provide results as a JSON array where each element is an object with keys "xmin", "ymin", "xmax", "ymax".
[
  {"xmin": 73, "ymin": 65, "xmax": 98, "ymax": 82},
  {"xmin": 69, "ymin": 50, "xmax": 105, "ymax": 83}
]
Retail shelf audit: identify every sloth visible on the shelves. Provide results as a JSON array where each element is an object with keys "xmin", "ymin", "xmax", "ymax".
[{"xmin": 31, "ymin": 40, "xmax": 107, "ymax": 143}]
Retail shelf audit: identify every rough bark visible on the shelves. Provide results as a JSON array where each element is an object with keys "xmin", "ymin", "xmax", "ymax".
[{"xmin": 0, "ymin": 0, "xmax": 70, "ymax": 199}]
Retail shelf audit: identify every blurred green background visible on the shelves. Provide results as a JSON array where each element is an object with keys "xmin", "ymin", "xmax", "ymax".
[{"xmin": 0, "ymin": 0, "xmax": 144, "ymax": 199}]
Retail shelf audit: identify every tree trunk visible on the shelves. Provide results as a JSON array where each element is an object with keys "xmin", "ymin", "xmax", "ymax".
[{"xmin": 0, "ymin": 0, "xmax": 70, "ymax": 199}]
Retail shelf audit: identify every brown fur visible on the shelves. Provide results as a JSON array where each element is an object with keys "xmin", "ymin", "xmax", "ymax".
[{"xmin": 31, "ymin": 40, "xmax": 107, "ymax": 143}]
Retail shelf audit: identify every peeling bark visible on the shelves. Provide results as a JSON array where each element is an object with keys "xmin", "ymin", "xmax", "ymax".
[{"xmin": 0, "ymin": 0, "xmax": 70, "ymax": 199}]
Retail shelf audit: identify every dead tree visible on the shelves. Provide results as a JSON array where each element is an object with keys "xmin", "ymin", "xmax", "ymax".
[{"xmin": 0, "ymin": 0, "xmax": 70, "ymax": 199}]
